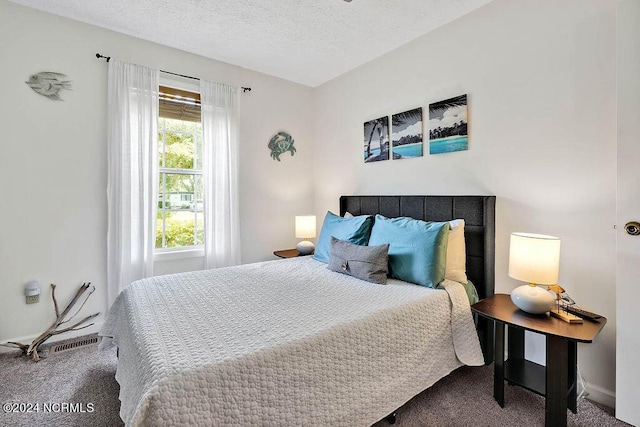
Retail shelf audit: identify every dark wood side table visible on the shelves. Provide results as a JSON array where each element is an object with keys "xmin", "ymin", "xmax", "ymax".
[
  {"xmin": 471, "ymin": 294, "xmax": 606, "ymax": 427},
  {"xmin": 273, "ymin": 249, "xmax": 306, "ymax": 258}
]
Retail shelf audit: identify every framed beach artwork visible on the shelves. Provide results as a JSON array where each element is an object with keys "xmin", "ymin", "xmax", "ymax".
[
  {"xmin": 364, "ymin": 116, "xmax": 390, "ymax": 163},
  {"xmin": 429, "ymin": 94, "xmax": 468, "ymax": 155},
  {"xmin": 391, "ymin": 108, "xmax": 423, "ymax": 160}
]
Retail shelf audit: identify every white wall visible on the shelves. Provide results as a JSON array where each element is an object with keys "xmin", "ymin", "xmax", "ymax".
[
  {"xmin": 313, "ymin": 0, "xmax": 617, "ymax": 404},
  {"xmin": 0, "ymin": 0, "xmax": 315, "ymax": 343}
]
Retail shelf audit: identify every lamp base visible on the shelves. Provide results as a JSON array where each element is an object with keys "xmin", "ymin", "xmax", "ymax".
[
  {"xmin": 296, "ymin": 240, "xmax": 315, "ymax": 255},
  {"xmin": 510, "ymin": 284, "xmax": 555, "ymax": 314}
]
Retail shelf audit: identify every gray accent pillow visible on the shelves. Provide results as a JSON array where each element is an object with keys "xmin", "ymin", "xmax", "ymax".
[{"xmin": 328, "ymin": 237, "xmax": 390, "ymax": 284}]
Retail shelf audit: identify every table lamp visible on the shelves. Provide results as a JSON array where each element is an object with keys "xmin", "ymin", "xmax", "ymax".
[
  {"xmin": 295, "ymin": 215, "xmax": 316, "ymax": 255},
  {"xmin": 508, "ymin": 232, "xmax": 560, "ymax": 314}
]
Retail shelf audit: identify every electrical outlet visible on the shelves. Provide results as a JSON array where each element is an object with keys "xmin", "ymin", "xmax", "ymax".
[{"xmin": 26, "ymin": 295, "xmax": 39, "ymax": 304}]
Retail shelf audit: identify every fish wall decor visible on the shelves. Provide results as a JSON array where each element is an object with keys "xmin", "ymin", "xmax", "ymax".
[{"xmin": 25, "ymin": 72, "xmax": 72, "ymax": 101}]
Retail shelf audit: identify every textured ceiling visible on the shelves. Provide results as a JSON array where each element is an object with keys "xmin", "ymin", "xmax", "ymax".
[{"xmin": 9, "ymin": 0, "xmax": 494, "ymax": 87}]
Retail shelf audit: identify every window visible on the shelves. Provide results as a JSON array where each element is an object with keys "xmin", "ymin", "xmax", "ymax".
[{"xmin": 156, "ymin": 85, "xmax": 204, "ymax": 251}]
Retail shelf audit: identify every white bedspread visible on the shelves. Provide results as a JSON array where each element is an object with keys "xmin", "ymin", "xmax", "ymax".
[{"xmin": 100, "ymin": 257, "xmax": 483, "ymax": 426}]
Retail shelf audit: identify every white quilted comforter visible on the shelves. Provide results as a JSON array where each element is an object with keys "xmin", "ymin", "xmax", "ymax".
[{"xmin": 100, "ymin": 257, "xmax": 483, "ymax": 426}]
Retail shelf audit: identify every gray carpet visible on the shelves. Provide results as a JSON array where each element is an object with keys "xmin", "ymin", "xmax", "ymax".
[
  {"xmin": 0, "ymin": 341, "xmax": 628, "ymax": 427},
  {"xmin": 0, "ymin": 339, "xmax": 122, "ymax": 427}
]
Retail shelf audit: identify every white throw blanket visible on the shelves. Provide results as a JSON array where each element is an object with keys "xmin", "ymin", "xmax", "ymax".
[{"xmin": 100, "ymin": 257, "xmax": 483, "ymax": 426}]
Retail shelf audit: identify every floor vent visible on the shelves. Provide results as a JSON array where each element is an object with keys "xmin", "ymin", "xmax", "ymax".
[{"xmin": 49, "ymin": 336, "xmax": 101, "ymax": 354}]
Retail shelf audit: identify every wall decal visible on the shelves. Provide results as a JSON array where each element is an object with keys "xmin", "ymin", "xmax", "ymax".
[
  {"xmin": 391, "ymin": 108, "xmax": 423, "ymax": 160},
  {"xmin": 364, "ymin": 116, "xmax": 389, "ymax": 163},
  {"xmin": 268, "ymin": 131, "xmax": 296, "ymax": 161},
  {"xmin": 25, "ymin": 72, "xmax": 72, "ymax": 101},
  {"xmin": 429, "ymin": 94, "xmax": 468, "ymax": 155}
]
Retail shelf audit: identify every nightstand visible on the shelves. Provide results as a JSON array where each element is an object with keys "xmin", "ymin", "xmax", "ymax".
[
  {"xmin": 273, "ymin": 249, "xmax": 308, "ymax": 258},
  {"xmin": 471, "ymin": 294, "xmax": 606, "ymax": 427}
]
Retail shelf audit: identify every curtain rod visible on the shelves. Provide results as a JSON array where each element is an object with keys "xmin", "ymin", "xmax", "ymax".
[{"xmin": 95, "ymin": 53, "xmax": 252, "ymax": 93}]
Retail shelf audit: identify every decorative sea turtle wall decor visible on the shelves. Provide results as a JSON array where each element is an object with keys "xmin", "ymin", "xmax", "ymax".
[{"xmin": 268, "ymin": 131, "xmax": 296, "ymax": 161}]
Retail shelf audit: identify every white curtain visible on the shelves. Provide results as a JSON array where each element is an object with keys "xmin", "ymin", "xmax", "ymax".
[
  {"xmin": 106, "ymin": 60, "xmax": 159, "ymax": 306},
  {"xmin": 200, "ymin": 80, "xmax": 241, "ymax": 268}
]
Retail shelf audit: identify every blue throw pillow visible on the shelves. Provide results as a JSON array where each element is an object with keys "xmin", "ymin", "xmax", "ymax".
[
  {"xmin": 368, "ymin": 214, "xmax": 449, "ymax": 288},
  {"xmin": 313, "ymin": 211, "xmax": 373, "ymax": 263}
]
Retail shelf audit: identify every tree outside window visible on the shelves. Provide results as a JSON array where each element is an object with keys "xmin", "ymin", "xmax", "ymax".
[{"xmin": 156, "ymin": 86, "xmax": 204, "ymax": 250}]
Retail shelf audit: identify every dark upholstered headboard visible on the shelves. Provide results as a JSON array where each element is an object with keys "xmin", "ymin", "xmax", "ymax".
[
  {"xmin": 339, "ymin": 195, "xmax": 496, "ymax": 363},
  {"xmin": 339, "ymin": 195, "xmax": 496, "ymax": 299}
]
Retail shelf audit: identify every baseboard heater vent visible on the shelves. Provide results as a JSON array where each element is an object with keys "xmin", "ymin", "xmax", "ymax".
[{"xmin": 49, "ymin": 336, "xmax": 101, "ymax": 354}]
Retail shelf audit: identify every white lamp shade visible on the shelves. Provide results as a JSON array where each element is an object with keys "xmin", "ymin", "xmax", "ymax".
[
  {"xmin": 295, "ymin": 215, "xmax": 316, "ymax": 239},
  {"xmin": 508, "ymin": 232, "xmax": 561, "ymax": 285}
]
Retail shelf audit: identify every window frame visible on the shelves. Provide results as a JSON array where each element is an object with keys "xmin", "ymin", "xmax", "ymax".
[{"xmin": 154, "ymin": 77, "xmax": 205, "ymax": 260}]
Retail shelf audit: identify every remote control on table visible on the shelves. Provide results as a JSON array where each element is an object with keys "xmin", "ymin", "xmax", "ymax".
[{"xmin": 563, "ymin": 305, "xmax": 602, "ymax": 320}]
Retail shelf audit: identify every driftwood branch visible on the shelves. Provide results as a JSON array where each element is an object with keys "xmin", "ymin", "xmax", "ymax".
[
  {"xmin": 3, "ymin": 282, "xmax": 100, "ymax": 361},
  {"xmin": 57, "ymin": 282, "xmax": 93, "ymax": 321},
  {"xmin": 1, "ymin": 341, "xmax": 29, "ymax": 352},
  {"xmin": 54, "ymin": 313, "xmax": 99, "ymax": 334},
  {"xmin": 60, "ymin": 285, "xmax": 94, "ymax": 325},
  {"xmin": 52, "ymin": 284, "xmax": 60, "ymax": 318}
]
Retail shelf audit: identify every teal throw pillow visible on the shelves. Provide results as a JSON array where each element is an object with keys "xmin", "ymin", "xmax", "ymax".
[
  {"xmin": 313, "ymin": 211, "xmax": 373, "ymax": 263},
  {"xmin": 368, "ymin": 214, "xmax": 449, "ymax": 288}
]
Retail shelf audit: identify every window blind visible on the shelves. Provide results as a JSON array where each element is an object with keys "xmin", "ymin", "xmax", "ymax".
[{"xmin": 159, "ymin": 85, "xmax": 201, "ymax": 122}]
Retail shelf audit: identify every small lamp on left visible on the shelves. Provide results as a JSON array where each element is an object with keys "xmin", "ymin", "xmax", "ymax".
[
  {"xmin": 25, "ymin": 280, "xmax": 41, "ymax": 304},
  {"xmin": 295, "ymin": 215, "xmax": 316, "ymax": 255}
]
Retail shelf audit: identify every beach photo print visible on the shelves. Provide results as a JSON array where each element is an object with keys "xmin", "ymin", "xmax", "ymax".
[
  {"xmin": 391, "ymin": 108, "xmax": 423, "ymax": 160},
  {"xmin": 364, "ymin": 116, "xmax": 390, "ymax": 163},
  {"xmin": 429, "ymin": 94, "xmax": 468, "ymax": 155}
]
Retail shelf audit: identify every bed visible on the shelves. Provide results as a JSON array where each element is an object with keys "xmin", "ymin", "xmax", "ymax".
[{"xmin": 101, "ymin": 195, "xmax": 496, "ymax": 426}]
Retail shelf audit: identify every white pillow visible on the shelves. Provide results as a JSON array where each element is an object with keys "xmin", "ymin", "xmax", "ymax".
[
  {"xmin": 445, "ymin": 219, "xmax": 467, "ymax": 283},
  {"xmin": 343, "ymin": 211, "xmax": 354, "ymax": 218}
]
